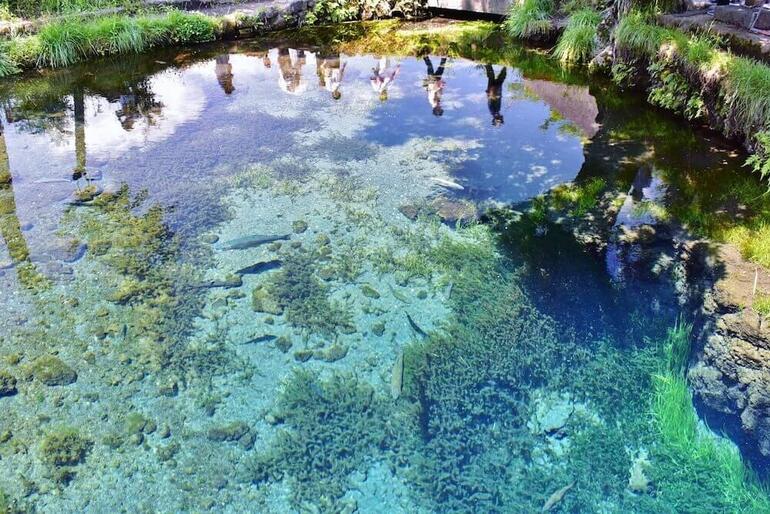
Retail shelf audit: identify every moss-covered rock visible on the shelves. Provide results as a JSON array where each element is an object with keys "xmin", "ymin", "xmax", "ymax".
[
  {"xmin": 291, "ymin": 220, "xmax": 309, "ymax": 234},
  {"xmin": 29, "ymin": 355, "xmax": 77, "ymax": 386},
  {"xmin": 0, "ymin": 370, "xmax": 17, "ymax": 397},
  {"xmin": 40, "ymin": 428, "xmax": 92, "ymax": 467}
]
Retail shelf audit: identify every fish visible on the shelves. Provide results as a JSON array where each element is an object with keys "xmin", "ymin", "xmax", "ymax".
[
  {"xmin": 406, "ymin": 312, "xmax": 427, "ymax": 338},
  {"xmin": 431, "ymin": 177, "xmax": 465, "ymax": 190},
  {"xmin": 241, "ymin": 335, "xmax": 277, "ymax": 345},
  {"xmin": 391, "ymin": 352, "xmax": 404, "ymax": 400},
  {"xmin": 218, "ymin": 234, "xmax": 290, "ymax": 250},
  {"xmin": 542, "ymin": 481, "xmax": 575, "ymax": 512},
  {"xmin": 235, "ymin": 259, "xmax": 282, "ymax": 275},
  {"xmin": 444, "ymin": 281, "xmax": 454, "ymax": 300},
  {"xmin": 184, "ymin": 276, "xmax": 243, "ymax": 290}
]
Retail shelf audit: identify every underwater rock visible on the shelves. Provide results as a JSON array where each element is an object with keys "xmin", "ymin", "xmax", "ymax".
[
  {"xmin": 687, "ymin": 243, "xmax": 770, "ymax": 458},
  {"xmin": 318, "ymin": 266, "xmax": 335, "ymax": 281},
  {"xmin": 390, "ymin": 353, "xmax": 404, "ymax": 400},
  {"xmin": 275, "ymin": 336, "xmax": 293, "ymax": 353},
  {"xmin": 207, "ymin": 421, "xmax": 254, "ymax": 450},
  {"xmin": 293, "ymin": 349, "xmax": 314, "ymax": 362},
  {"xmin": 236, "ymin": 260, "xmax": 282, "ymax": 275},
  {"xmin": 0, "ymin": 371, "xmax": 17, "ymax": 397},
  {"xmin": 360, "ymin": 284, "xmax": 381, "ymax": 299},
  {"xmin": 314, "ymin": 344, "xmax": 348, "ymax": 363},
  {"xmin": 529, "ymin": 393, "xmax": 574, "ymax": 435},
  {"xmin": 218, "ymin": 234, "xmax": 290, "ymax": 250},
  {"xmin": 71, "ymin": 185, "xmax": 101, "ymax": 205},
  {"xmin": 292, "ymin": 220, "xmax": 309, "ymax": 234},
  {"xmin": 398, "ymin": 204, "xmax": 420, "ymax": 221},
  {"xmin": 627, "ymin": 450, "xmax": 652, "ymax": 494},
  {"xmin": 371, "ymin": 321, "xmax": 386, "ymax": 337},
  {"xmin": 40, "ymin": 238, "xmax": 87, "ymax": 264},
  {"xmin": 29, "ymin": 356, "xmax": 77, "ymax": 386},
  {"xmin": 251, "ymin": 285, "xmax": 283, "ymax": 315},
  {"xmin": 432, "ymin": 197, "xmax": 478, "ymax": 224},
  {"xmin": 200, "ymin": 233, "xmax": 219, "ymax": 244}
]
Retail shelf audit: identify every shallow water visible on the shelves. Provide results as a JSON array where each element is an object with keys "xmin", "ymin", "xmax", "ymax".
[{"xmin": 0, "ymin": 25, "xmax": 767, "ymax": 513}]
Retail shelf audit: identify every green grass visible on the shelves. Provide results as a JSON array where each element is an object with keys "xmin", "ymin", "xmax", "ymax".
[
  {"xmin": 726, "ymin": 223, "xmax": 770, "ymax": 268},
  {"xmin": 11, "ymin": 10, "xmax": 218, "ymax": 69},
  {"xmin": 505, "ymin": 0, "xmax": 553, "ymax": 39},
  {"xmin": 553, "ymin": 8, "xmax": 600, "ymax": 63},
  {"xmin": 755, "ymin": 295, "xmax": 770, "ymax": 318}
]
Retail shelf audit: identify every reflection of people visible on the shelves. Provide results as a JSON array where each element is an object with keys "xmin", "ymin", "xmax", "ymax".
[
  {"xmin": 318, "ymin": 53, "xmax": 346, "ymax": 100},
  {"xmin": 485, "ymin": 64, "xmax": 507, "ymax": 126},
  {"xmin": 370, "ymin": 57, "xmax": 400, "ymax": 102},
  {"xmin": 630, "ymin": 165, "xmax": 653, "ymax": 202},
  {"xmin": 215, "ymin": 54, "xmax": 235, "ymax": 95},
  {"xmin": 423, "ymin": 56, "xmax": 446, "ymax": 116},
  {"xmin": 277, "ymin": 48, "xmax": 308, "ymax": 95}
]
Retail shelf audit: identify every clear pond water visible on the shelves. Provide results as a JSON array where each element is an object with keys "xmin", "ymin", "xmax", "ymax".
[{"xmin": 0, "ymin": 24, "xmax": 767, "ymax": 513}]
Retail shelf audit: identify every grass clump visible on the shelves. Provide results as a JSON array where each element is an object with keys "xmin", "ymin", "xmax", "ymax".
[
  {"xmin": 13, "ymin": 10, "xmax": 218, "ymax": 70},
  {"xmin": 505, "ymin": 0, "xmax": 553, "ymax": 39},
  {"xmin": 725, "ymin": 223, "xmax": 770, "ymax": 268},
  {"xmin": 553, "ymin": 8, "xmax": 600, "ymax": 63},
  {"xmin": 755, "ymin": 295, "xmax": 770, "ymax": 318}
]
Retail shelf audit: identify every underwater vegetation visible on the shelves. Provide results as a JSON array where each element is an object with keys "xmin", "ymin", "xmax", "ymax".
[
  {"xmin": 250, "ymin": 369, "xmax": 407, "ymax": 511},
  {"xmin": 252, "ymin": 250, "xmax": 354, "ymax": 337}
]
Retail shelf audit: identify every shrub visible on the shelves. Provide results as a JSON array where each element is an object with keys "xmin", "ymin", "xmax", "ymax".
[
  {"xmin": 553, "ymin": 8, "xmax": 601, "ymax": 63},
  {"xmin": 163, "ymin": 11, "xmax": 217, "ymax": 44}
]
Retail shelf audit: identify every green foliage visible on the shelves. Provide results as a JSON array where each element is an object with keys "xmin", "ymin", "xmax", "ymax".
[
  {"xmin": 553, "ymin": 8, "xmax": 600, "ymax": 63},
  {"xmin": 746, "ymin": 131, "xmax": 770, "ymax": 183},
  {"xmin": 725, "ymin": 56, "xmax": 770, "ymax": 139},
  {"xmin": 162, "ymin": 10, "xmax": 217, "ymax": 44},
  {"xmin": 755, "ymin": 295, "xmax": 770, "ymax": 318},
  {"xmin": 0, "ymin": 47, "xmax": 19, "ymax": 77},
  {"xmin": 250, "ymin": 369, "xmax": 403, "ymax": 510},
  {"xmin": 305, "ymin": 0, "xmax": 359, "ymax": 24},
  {"xmin": 647, "ymin": 61, "xmax": 705, "ymax": 120},
  {"xmin": 505, "ymin": 0, "xmax": 553, "ymax": 39},
  {"xmin": 614, "ymin": 12, "xmax": 669, "ymax": 59},
  {"xmin": 29, "ymin": 11, "xmax": 217, "ymax": 69},
  {"xmin": 40, "ymin": 427, "xmax": 92, "ymax": 466}
]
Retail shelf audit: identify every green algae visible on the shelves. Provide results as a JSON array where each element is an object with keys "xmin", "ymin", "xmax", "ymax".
[
  {"xmin": 40, "ymin": 427, "xmax": 92, "ymax": 467},
  {"xmin": 28, "ymin": 355, "xmax": 77, "ymax": 386}
]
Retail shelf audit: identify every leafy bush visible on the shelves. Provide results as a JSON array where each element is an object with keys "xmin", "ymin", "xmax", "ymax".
[
  {"xmin": 163, "ymin": 10, "xmax": 217, "ymax": 44},
  {"xmin": 553, "ymin": 8, "xmax": 600, "ymax": 63},
  {"xmin": 305, "ymin": 0, "xmax": 359, "ymax": 24},
  {"xmin": 505, "ymin": 0, "xmax": 553, "ymax": 39}
]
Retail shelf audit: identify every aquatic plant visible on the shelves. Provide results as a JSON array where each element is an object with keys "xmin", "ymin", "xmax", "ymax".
[
  {"xmin": 553, "ymin": 8, "xmax": 600, "ymax": 64},
  {"xmin": 40, "ymin": 427, "xmax": 92, "ymax": 467},
  {"xmin": 505, "ymin": 0, "xmax": 553, "ymax": 39},
  {"xmin": 550, "ymin": 177, "xmax": 606, "ymax": 216},
  {"xmin": 250, "ymin": 369, "xmax": 405, "ymax": 510}
]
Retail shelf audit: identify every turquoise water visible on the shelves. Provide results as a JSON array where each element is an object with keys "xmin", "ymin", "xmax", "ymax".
[{"xmin": 0, "ymin": 28, "xmax": 767, "ymax": 513}]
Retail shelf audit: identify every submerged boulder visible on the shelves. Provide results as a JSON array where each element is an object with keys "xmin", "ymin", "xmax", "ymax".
[
  {"xmin": 687, "ymin": 244, "xmax": 770, "ymax": 458},
  {"xmin": 29, "ymin": 356, "xmax": 77, "ymax": 386},
  {"xmin": 0, "ymin": 370, "xmax": 17, "ymax": 397}
]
